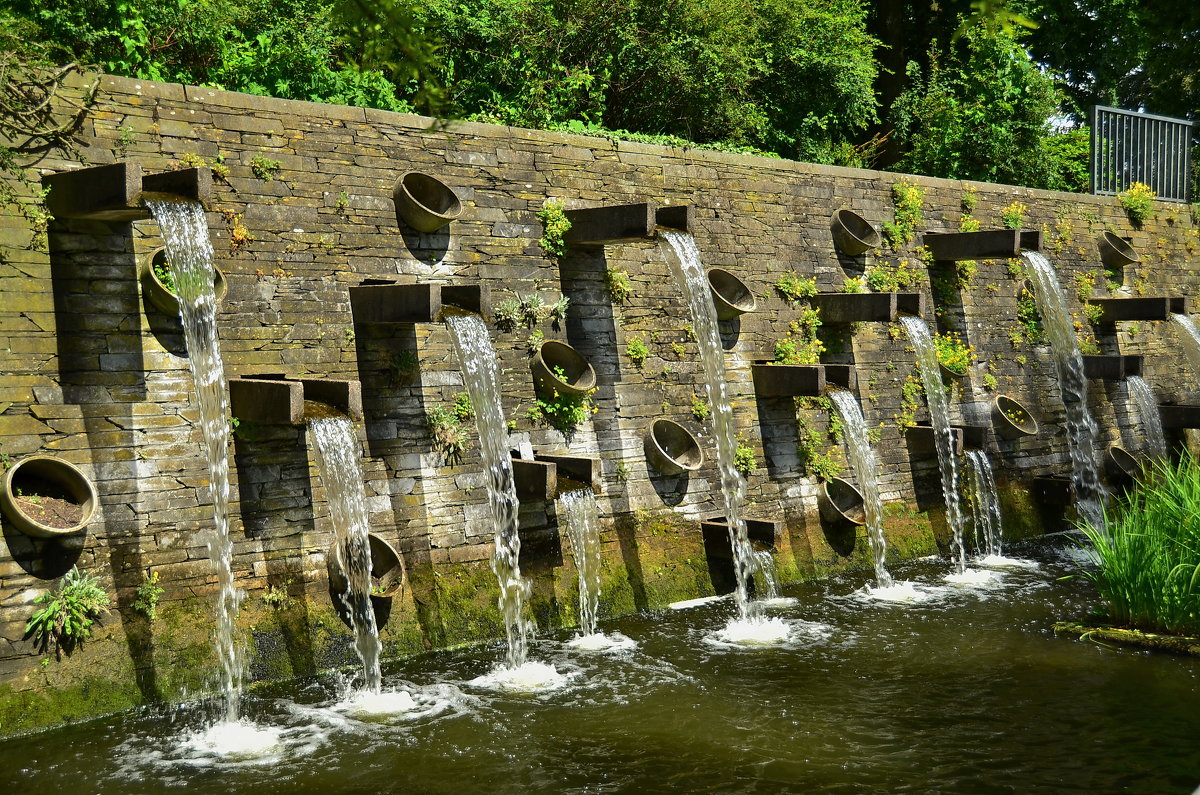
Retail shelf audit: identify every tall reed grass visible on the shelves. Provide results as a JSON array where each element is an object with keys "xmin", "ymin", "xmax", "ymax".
[{"xmin": 1077, "ymin": 453, "xmax": 1200, "ymax": 636}]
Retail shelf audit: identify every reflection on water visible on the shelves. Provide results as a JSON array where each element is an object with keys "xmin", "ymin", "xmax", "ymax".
[{"xmin": 4, "ymin": 539, "xmax": 1199, "ymax": 794}]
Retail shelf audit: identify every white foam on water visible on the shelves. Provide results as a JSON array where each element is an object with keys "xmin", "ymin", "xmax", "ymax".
[
  {"xmin": 180, "ymin": 719, "xmax": 284, "ymax": 761},
  {"xmin": 470, "ymin": 661, "xmax": 571, "ymax": 693},
  {"xmin": 567, "ymin": 632, "xmax": 637, "ymax": 652},
  {"xmin": 668, "ymin": 594, "xmax": 729, "ymax": 610},
  {"xmin": 977, "ymin": 554, "xmax": 1041, "ymax": 570},
  {"xmin": 857, "ymin": 581, "xmax": 930, "ymax": 603},
  {"xmin": 944, "ymin": 568, "xmax": 1002, "ymax": 587},
  {"xmin": 759, "ymin": 596, "xmax": 800, "ymax": 609},
  {"xmin": 341, "ymin": 688, "xmax": 419, "ymax": 718},
  {"xmin": 712, "ymin": 616, "xmax": 792, "ymax": 646}
]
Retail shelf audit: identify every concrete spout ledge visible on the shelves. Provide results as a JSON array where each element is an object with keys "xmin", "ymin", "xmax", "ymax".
[
  {"xmin": 43, "ymin": 162, "xmax": 212, "ymax": 221},
  {"xmin": 1082, "ymin": 354, "xmax": 1142, "ymax": 380},
  {"xmin": 923, "ymin": 229, "xmax": 1044, "ymax": 261},
  {"xmin": 905, "ymin": 423, "xmax": 965, "ymax": 456},
  {"xmin": 810, "ymin": 292, "xmax": 924, "ymax": 323},
  {"xmin": 822, "ymin": 364, "xmax": 859, "ymax": 392},
  {"xmin": 700, "ymin": 516, "xmax": 782, "ymax": 557},
  {"xmin": 534, "ymin": 454, "xmax": 601, "ymax": 494},
  {"xmin": 1158, "ymin": 404, "xmax": 1200, "ymax": 429},
  {"xmin": 1085, "ymin": 297, "xmax": 1186, "ymax": 323},
  {"xmin": 511, "ymin": 457, "xmax": 558, "ymax": 502},
  {"xmin": 349, "ymin": 281, "xmax": 487, "ymax": 324},
  {"xmin": 563, "ymin": 203, "xmax": 656, "ymax": 246},
  {"xmin": 954, "ymin": 424, "xmax": 990, "ymax": 450},
  {"xmin": 230, "ymin": 375, "xmax": 363, "ymax": 424},
  {"xmin": 655, "ymin": 204, "xmax": 694, "ymax": 234},
  {"xmin": 750, "ymin": 364, "xmax": 825, "ymax": 397}
]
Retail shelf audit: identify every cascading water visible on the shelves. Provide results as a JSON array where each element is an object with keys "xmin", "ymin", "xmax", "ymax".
[
  {"xmin": 558, "ymin": 488, "xmax": 602, "ymax": 638},
  {"xmin": 1126, "ymin": 375, "xmax": 1166, "ymax": 460},
  {"xmin": 446, "ymin": 315, "xmax": 546, "ymax": 679},
  {"xmin": 752, "ymin": 549, "xmax": 781, "ymax": 601},
  {"xmin": 659, "ymin": 230, "xmax": 760, "ymax": 623},
  {"xmin": 310, "ymin": 416, "xmax": 382, "ymax": 693},
  {"xmin": 1171, "ymin": 313, "xmax": 1200, "ymax": 373},
  {"xmin": 1023, "ymin": 252, "xmax": 1105, "ymax": 528},
  {"xmin": 900, "ymin": 315, "xmax": 967, "ymax": 574},
  {"xmin": 145, "ymin": 198, "xmax": 242, "ymax": 722},
  {"xmin": 964, "ymin": 450, "xmax": 1003, "ymax": 558},
  {"xmin": 828, "ymin": 389, "xmax": 893, "ymax": 588}
]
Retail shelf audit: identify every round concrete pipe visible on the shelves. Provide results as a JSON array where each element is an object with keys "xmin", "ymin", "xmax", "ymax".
[
  {"xmin": 818, "ymin": 477, "xmax": 866, "ymax": 525},
  {"xmin": 644, "ymin": 419, "xmax": 703, "ymax": 475},
  {"xmin": 531, "ymin": 340, "xmax": 597, "ymax": 398},
  {"xmin": 830, "ymin": 209, "xmax": 881, "ymax": 256},
  {"xmin": 1098, "ymin": 231, "xmax": 1139, "ymax": 271},
  {"xmin": 140, "ymin": 246, "xmax": 228, "ymax": 316},
  {"xmin": 393, "ymin": 171, "xmax": 462, "ymax": 233},
  {"xmin": 706, "ymin": 268, "xmax": 756, "ymax": 320},
  {"xmin": 1, "ymin": 455, "xmax": 97, "ymax": 538},
  {"xmin": 993, "ymin": 395, "xmax": 1038, "ymax": 438}
]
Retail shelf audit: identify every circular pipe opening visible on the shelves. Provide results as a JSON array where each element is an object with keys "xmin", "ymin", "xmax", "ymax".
[
  {"xmin": 818, "ymin": 477, "xmax": 866, "ymax": 525},
  {"xmin": 1, "ymin": 456, "xmax": 97, "ymax": 537},
  {"xmin": 141, "ymin": 247, "xmax": 228, "ymax": 315},
  {"xmin": 706, "ymin": 268, "xmax": 756, "ymax": 321},
  {"xmin": 1106, "ymin": 445, "xmax": 1147, "ymax": 481},
  {"xmin": 993, "ymin": 395, "xmax": 1038, "ymax": 438},
  {"xmin": 644, "ymin": 419, "xmax": 704, "ymax": 475},
  {"xmin": 830, "ymin": 209, "xmax": 881, "ymax": 256},
  {"xmin": 1098, "ymin": 231, "xmax": 1139, "ymax": 270},
  {"xmin": 531, "ymin": 340, "xmax": 597, "ymax": 397},
  {"xmin": 393, "ymin": 171, "xmax": 463, "ymax": 233}
]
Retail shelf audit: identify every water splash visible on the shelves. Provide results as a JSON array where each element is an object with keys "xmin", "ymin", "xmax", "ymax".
[
  {"xmin": 558, "ymin": 488, "xmax": 602, "ymax": 637},
  {"xmin": 659, "ymin": 230, "xmax": 759, "ymax": 621},
  {"xmin": 145, "ymin": 198, "xmax": 241, "ymax": 721},
  {"xmin": 828, "ymin": 390, "xmax": 892, "ymax": 587},
  {"xmin": 1023, "ymin": 252, "xmax": 1105, "ymax": 527},
  {"xmin": 900, "ymin": 316, "xmax": 967, "ymax": 574},
  {"xmin": 446, "ymin": 315, "xmax": 533, "ymax": 670},
  {"xmin": 309, "ymin": 416, "xmax": 382, "ymax": 693},
  {"xmin": 1126, "ymin": 376, "xmax": 1166, "ymax": 460},
  {"xmin": 964, "ymin": 450, "xmax": 1003, "ymax": 558},
  {"xmin": 1171, "ymin": 313, "xmax": 1200, "ymax": 374}
]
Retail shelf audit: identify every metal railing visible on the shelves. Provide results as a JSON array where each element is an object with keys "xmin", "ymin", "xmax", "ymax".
[{"xmin": 1090, "ymin": 105, "xmax": 1195, "ymax": 202}]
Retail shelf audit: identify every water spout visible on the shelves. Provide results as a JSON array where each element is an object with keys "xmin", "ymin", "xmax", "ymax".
[
  {"xmin": 828, "ymin": 389, "xmax": 893, "ymax": 587},
  {"xmin": 558, "ymin": 488, "xmax": 602, "ymax": 637},
  {"xmin": 964, "ymin": 450, "xmax": 1003, "ymax": 558},
  {"xmin": 1126, "ymin": 376, "xmax": 1166, "ymax": 460}
]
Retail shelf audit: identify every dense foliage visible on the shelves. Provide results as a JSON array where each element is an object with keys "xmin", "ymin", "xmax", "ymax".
[
  {"xmin": 2, "ymin": 0, "xmax": 1196, "ymax": 190},
  {"xmin": 1077, "ymin": 455, "xmax": 1200, "ymax": 637}
]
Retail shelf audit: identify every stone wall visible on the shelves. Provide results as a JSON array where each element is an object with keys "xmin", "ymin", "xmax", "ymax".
[{"xmin": 1, "ymin": 72, "xmax": 1197, "ymax": 735}]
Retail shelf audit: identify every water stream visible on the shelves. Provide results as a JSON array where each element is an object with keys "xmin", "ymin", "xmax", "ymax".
[
  {"xmin": 558, "ymin": 488, "xmax": 602, "ymax": 638},
  {"xmin": 828, "ymin": 389, "xmax": 892, "ymax": 587},
  {"xmin": 309, "ymin": 416, "xmax": 382, "ymax": 693},
  {"xmin": 445, "ymin": 315, "xmax": 535, "ymax": 673},
  {"xmin": 659, "ymin": 230, "xmax": 759, "ymax": 622},
  {"xmin": 145, "ymin": 198, "xmax": 242, "ymax": 721},
  {"xmin": 1126, "ymin": 375, "xmax": 1166, "ymax": 460},
  {"xmin": 1171, "ymin": 312, "xmax": 1200, "ymax": 373},
  {"xmin": 900, "ymin": 315, "xmax": 967, "ymax": 573},
  {"xmin": 1023, "ymin": 252, "xmax": 1105, "ymax": 528},
  {"xmin": 964, "ymin": 450, "xmax": 1003, "ymax": 558}
]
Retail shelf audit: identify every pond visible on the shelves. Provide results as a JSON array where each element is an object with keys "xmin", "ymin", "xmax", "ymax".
[{"xmin": 4, "ymin": 536, "xmax": 1197, "ymax": 794}]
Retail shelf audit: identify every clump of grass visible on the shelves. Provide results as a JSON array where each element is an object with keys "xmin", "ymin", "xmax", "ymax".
[{"xmin": 1075, "ymin": 453, "xmax": 1200, "ymax": 636}]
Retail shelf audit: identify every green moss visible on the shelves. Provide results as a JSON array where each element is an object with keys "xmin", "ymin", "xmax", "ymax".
[{"xmin": 0, "ymin": 677, "xmax": 141, "ymax": 737}]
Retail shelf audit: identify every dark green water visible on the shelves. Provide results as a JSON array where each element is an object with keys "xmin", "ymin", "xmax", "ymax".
[{"xmin": 4, "ymin": 538, "xmax": 1198, "ymax": 794}]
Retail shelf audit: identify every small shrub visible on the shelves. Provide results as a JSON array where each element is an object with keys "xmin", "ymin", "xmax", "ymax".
[
  {"xmin": 152, "ymin": 257, "xmax": 176, "ymax": 293},
  {"xmin": 1000, "ymin": 201, "xmax": 1028, "ymax": 230},
  {"xmin": 250, "ymin": 154, "xmax": 281, "ymax": 181},
  {"xmin": 25, "ymin": 567, "xmax": 111, "ymax": 655},
  {"xmin": 865, "ymin": 258, "xmax": 920, "ymax": 292},
  {"xmin": 132, "ymin": 571, "xmax": 164, "ymax": 620},
  {"xmin": 933, "ymin": 332, "xmax": 973, "ymax": 375},
  {"xmin": 1119, "ymin": 182, "xmax": 1155, "ymax": 225},
  {"xmin": 733, "ymin": 438, "xmax": 757, "ymax": 477},
  {"xmin": 261, "ymin": 581, "xmax": 295, "ymax": 609},
  {"xmin": 690, "ymin": 393, "xmax": 709, "ymax": 422},
  {"xmin": 387, "ymin": 350, "xmax": 419, "ymax": 385},
  {"xmin": 427, "ymin": 405, "xmax": 470, "ymax": 458},
  {"xmin": 627, "ymin": 334, "xmax": 649, "ymax": 368},
  {"xmin": 982, "ymin": 372, "xmax": 999, "ymax": 391},
  {"xmin": 452, "ymin": 391, "xmax": 474, "ymax": 421},
  {"xmin": 605, "ymin": 267, "xmax": 632, "ymax": 303},
  {"xmin": 773, "ymin": 271, "xmax": 818, "ymax": 302},
  {"xmin": 961, "ymin": 186, "xmax": 978, "ymax": 213},
  {"xmin": 529, "ymin": 371, "xmax": 597, "ymax": 435},
  {"xmin": 537, "ymin": 200, "xmax": 572, "ymax": 257},
  {"xmin": 842, "ymin": 276, "xmax": 866, "ymax": 293},
  {"xmin": 883, "ymin": 179, "xmax": 925, "ymax": 248}
]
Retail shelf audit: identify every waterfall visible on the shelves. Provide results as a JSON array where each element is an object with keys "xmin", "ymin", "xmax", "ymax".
[
  {"xmin": 964, "ymin": 450, "xmax": 1003, "ymax": 558},
  {"xmin": 900, "ymin": 315, "xmax": 967, "ymax": 574},
  {"xmin": 558, "ymin": 488, "xmax": 602, "ymax": 637},
  {"xmin": 310, "ymin": 416, "xmax": 382, "ymax": 693},
  {"xmin": 446, "ymin": 314, "xmax": 531, "ymax": 669},
  {"xmin": 1023, "ymin": 252, "xmax": 1105, "ymax": 528},
  {"xmin": 1171, "ymin": 313, "xmax": 1200, "ymax": 374},
  {"xmin": 145, "ymin": 198, "xmax": 241, "ymax": 722},
  {"xmin": 829, "ymin": 389, "xmax": 893, "ymax": 587},
  {"xmin": 659, "ymin": 230, "xmax": 759, "ymax": 621},
  {"xmin": 1127, "ymin": 376, "xmax": 1166, "ymax": 460},
  {"xmin": 752, "ymin": 549, "xmax": 781, "ymax": 601}
]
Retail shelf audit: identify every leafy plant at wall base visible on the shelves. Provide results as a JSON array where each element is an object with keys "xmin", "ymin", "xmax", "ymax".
[
  {"xmin": 1075, "ymin": 453, "xmax": 1200, "ymax": 636},
  {"xmin": 865, "ymin": 257, "xmax": 920, "ymax": 292},
  {"xmin": 132, "ymin": 571, "xmax": 163, "ymax": 620},
  {"xmin": 605, "ymin": 267, "xmax": 632, "ymax": 303},
  {"xmin": 1119, "ymin": 182, "xmax": 1155, "ymax": 225},
  {"xmin": 25, "ymin": 566, "xmax": 111, "ymax": 656},
  {"xmin": 733, "ymin": 438, "xmax": 757, "ymax": 477},
  {"xmin": 774, "ymin": 271, "xmax": 817, "ymax": 302},
  {"xmin": 427, "ymin": 405, "xmax": 470, "ymax": 458},
  {"xmin": 537, "ymin": 200, "xmax": 571, "ymax": 257},
  {"xmin": 774, "ymin": 308, "xmax": 824, "ymax": 365},
  {"xmin": 842, "ymin": 276, "xmax": 866, "ymax": 293}
]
